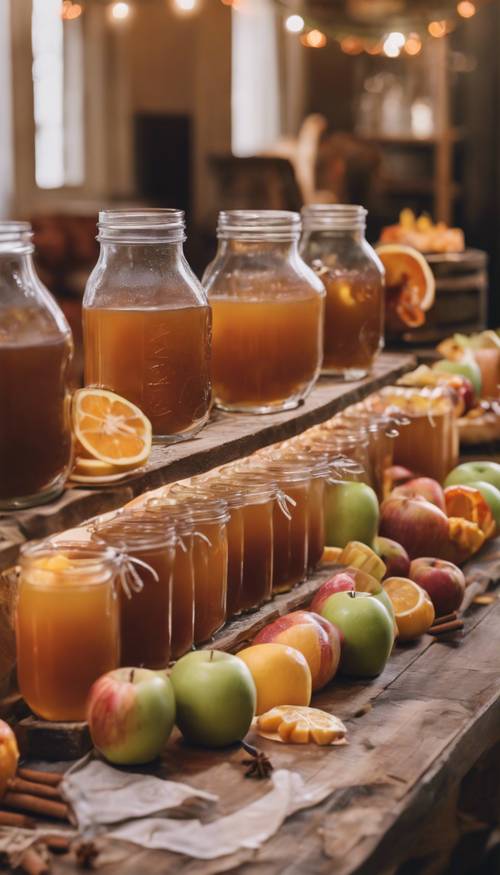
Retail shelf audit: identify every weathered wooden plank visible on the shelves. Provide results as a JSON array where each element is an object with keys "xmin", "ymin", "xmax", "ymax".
[{"xmin": 0, "ymin": 353, "xmax": 415, "ymax": 571}]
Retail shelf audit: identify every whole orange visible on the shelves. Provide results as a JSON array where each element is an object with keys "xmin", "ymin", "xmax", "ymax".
[
  {"xmin": 0, "ymin": 720, "xmax": 19, "ymax": 794},
  {"xmin": 237, "ymin": 643, "xmax": 312, "ymax": 715}
]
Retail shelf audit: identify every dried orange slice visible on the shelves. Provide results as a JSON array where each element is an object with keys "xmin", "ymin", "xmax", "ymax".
[
  {"xmin": 444, "ymin": 485, "xmax": 496, "ymax": 540},
  {"xmin": 256, "ymin": 706, "xmax": 347, "ymax": 746},
  {"xmin": 339, "ymin": 541, "xmax": 386, "ymax": 581},
  {"xmin": 377, "ymin": 243, "xmax": 435, "ymax": 329},
  {"xmin": 383, "ymin": 577, "xmax": 435, "ymax": 641},
  {"xmin": 73, "ymin": 389, "xmax": 152, "ymax": 467}
]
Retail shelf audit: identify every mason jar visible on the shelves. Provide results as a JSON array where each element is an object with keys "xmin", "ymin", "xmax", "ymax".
[
  {"xmin": 83, "ymin": 209, "xmax": 211, "ymax": 441},
  {"xmin": 203, "ymin": 210, "xmax": 325, "ymax": 413},
  {"xmin": 0, "ymin": 222, "xmax": 73, "ymax": 509},
  {"xmin": 300, "ymin": 204, "xmax": 385, "ymax": 380}
]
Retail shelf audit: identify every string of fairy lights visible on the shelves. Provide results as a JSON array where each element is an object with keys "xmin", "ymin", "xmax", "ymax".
[{"xmin": 60, "ymin": 0, "xmax": 486, "ymax": 58}]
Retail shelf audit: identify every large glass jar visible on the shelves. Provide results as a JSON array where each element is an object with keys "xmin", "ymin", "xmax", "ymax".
[
  {"xmin": 83, "ymin": 210, "xmax": 211, "ymax": 441},
  {"xmin": 16, "ymin": 542, "xmax": 120, "ymax": 721},
  {"xmin": 203, "ymin": 210, "xmax": 325, "ymax": 413},
  {"xmin": 300, "ymin": 205, "xmax": 385, "ymax": 380},
  {"xmin": 0, "ymin": 222, "xmax": 73, "ymax": 510}
]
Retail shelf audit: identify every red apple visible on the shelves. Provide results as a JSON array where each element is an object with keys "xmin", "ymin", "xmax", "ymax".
[
  {"xmin": 254, "ymin": 610, "xmax": 341, "ymax": 691},
  {"xmin": 380, "ymin": 495, "xmax": 450, "ymax": 560},
  {"xmin": 385, "ymin": 465, "xmax": 416, "ymax": 490},
  {"xmin": 391, "ymin": 477, "xmax": 446, "ymax": 512},
  {"xmin": 87, "ymin": 668, "xmax": 176, "ymax": 765},
  {"xmin": 310, "ymin": 571, "xmax": 357, "ymax": 614},
  {"xmin": 374, "ymin": 536, "xmax": 410, "ymax": 579},
  {"xmin": 409, "ymin": 557, "xmax": 466, "ymax": 616}
]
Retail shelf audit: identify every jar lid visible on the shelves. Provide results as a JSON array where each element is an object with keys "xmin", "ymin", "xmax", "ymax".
[
  {"xmin": 97, "ymin": 209, "xmax": 186, "ymax": 243},
  {"xmin": 0, "ymin": 221, "xmax": 33, "ymax": 253},
  {"xmin": 217, "ymin": 210, "xmax": 301, "ymax": 242},
  {"xmin": 301, "ymin": 204, "xmax": 367, "ymax": 232}
]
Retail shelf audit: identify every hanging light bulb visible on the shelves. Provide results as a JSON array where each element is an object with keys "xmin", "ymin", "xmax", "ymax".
[
  {"xmin": 285, "ymin": 14, "xmax": 304, "ymax": 34},
  {"xmin": 457, "ymin": 0, "xmax": 476, "ymax": 17},
  {"xmin": 108, "ymin": 2, "xmax": 130, "ymax": 22}
]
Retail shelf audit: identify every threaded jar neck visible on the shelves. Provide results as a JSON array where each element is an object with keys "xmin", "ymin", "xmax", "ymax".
[
  {"xmin": 0, "ymin": 222, "xmax": 34, "ymax": 254},
  {"xmin": 97, "ymin": 209, "xmax": 186, "ymax": 244},
  {"xmin": 217, "ymin": 210, "xmax": 301, "ymax": 242},
  {"xmin": 301, "ymin": 204, "xmax": 367, "ymax": 233}
]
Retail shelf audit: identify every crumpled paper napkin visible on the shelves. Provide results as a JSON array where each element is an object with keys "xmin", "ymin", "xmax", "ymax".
[{"xmin": 61, "ymin": 756, "xmax": 334, "ymax": 860}]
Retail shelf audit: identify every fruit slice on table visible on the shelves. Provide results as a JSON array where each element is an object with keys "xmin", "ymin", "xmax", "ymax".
[
  {"xmin": 73, "ymin": 389, "xmax": 152, "ymax": 468},
  {"xmin": 445, "ymin": 517, "xmax": 486, "ymax": 565},
  {"xmin": 377, "ymin": 243, "xmax": 435, "ymax": 329},
  {"xmin": 321, "ymin": 546, "xmax": 343, "ymax": 564},
  {"xmin": 444, "ymin": 485, "xmax": 496, "ymax": 540},
  {"xmin": 256, "ymin": 706, "xmax": 347, "ymax": 746},
  {"xmin": 339, "ymin": 541, "xmax": 386, "ymax": 582},
  {"xmin": 383, "ymin": 577, "xmax": 435, "ymax": 641}
]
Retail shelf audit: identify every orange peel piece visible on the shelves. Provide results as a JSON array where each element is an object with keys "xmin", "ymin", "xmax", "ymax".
[
  {"xmin": 377, "ymin": 243, "xmax": 435, "ymax": 329},
  {"xmin": 444, "ymin": 485, "xmax": 496, "ymax": 540},
  {"xmin": 445, "ymin": 517, "xmax": 486, "ymax": 565},
  {"xmin": 255, "ymin": 706, "xmax": 347, "ymax": 747}
]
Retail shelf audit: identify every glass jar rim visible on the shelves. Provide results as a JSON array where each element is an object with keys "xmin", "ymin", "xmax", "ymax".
[
  {"xmin": 92, "ymin": 513, "xmax": 177, "ymax": 550},
  {"xmin": 166, "ymin": 486, "xmax": 230, "ymax": 523},
  {"xmin": 251, "ymin": 463, "xmax": 312, "ymax": 484},
  {"xmin": 301, "ymin": 204, "xmax": 367, "ymax": 232},
  {"xmin": 19, "ymin": 539, "xmax": 121, "ymax": 580},
  {"xmin": 217, "ymin": 210, "xmax": 301, "ymax": 242},
  {"xmin": 0, "ymin": 221, "xmax": 33, "ymax": 253},
  {"xmin": 97, "ymin": 209, "xmax": 186, "ymax": 244},
  {"xmin": 218, "ymin": 471, "xmax": 278, "ymax": 502}
]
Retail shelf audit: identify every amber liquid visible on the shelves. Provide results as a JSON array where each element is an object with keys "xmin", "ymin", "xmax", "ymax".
[
  {"xmin": 192, "ymin": 522, "xmax": 228, "ymax": 644},
  {"xmin": 83, "ymin": 305, "xmax": 211, "ymax": 437},
  {"xmin": 239, "ymin": 501, "xmax": 274, "ymax": 612},
  {"xmin": 307, "ymin": 478, "xmax": 325, "ymax": 571},
  {"xmin": 393, "ymin": 412, "xmax": 458, "ymax": 483},
  {"xmin": 16, "ymin": 575, "xmax": 119, "ymax": 722},
  {"xmin": 210, "ymin": 296, "xmax": 323, "ymax": 410},
  {"xmin": 119, "ymin": 544, "xmax": 174, "ymax": 669},
  {"xmin": 321, "ymin": 273, "xmax": 384, "ymax": 375},
  {"xmin": 171, "ymin": 534, "xmax": 195, "ymax": 660},
  {"xmin": 272, "ymin": 483, "xmax": 309, "ymax": 594},
  {"xmin": 225, "ymin": 508, "xmax": 244, "ymax": 618},
  {"xmin": 0, "ymin": 338, "xmax": 72, "ymax": 506}
]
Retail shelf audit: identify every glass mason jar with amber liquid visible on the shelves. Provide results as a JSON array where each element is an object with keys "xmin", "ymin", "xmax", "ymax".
[
  {"xmin": 0, "ymin": 223, "xmax": 73, "ymax": 510},
  {"xmin": 83, "ymin": 210, "xmax": 211, "ymax": 442},
  {"xmin": 301, "ymin": 205, "xmax": 385, "ymax": 380},
  {"xmin": 203, "ymin": 211, "xmax": 325, "ymax": 413}
]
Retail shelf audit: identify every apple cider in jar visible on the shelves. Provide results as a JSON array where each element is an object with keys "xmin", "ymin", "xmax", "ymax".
[
  {"xmin": 83, "ymin": 210, "xmax": 211, "ymax": 441},
  {"xmin": 203, "ymin": 211, "xmax": 325, "ymax": 413},
  {"xmin": 16, "ymin": 543, "xmax": 120, "ymax": 722},
  {"xmin": 301, "ymin": 205, "xmax": 385, "ymax": 380}
]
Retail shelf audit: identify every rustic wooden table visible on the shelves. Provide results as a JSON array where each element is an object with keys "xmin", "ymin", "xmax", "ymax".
[{"xmin": 20, "ymin": 540, "xmax": 500, "ymax": 875}]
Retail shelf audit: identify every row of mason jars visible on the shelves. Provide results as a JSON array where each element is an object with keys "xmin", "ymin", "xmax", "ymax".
[
  {"xmin": 0, "ymin": 206, "xmax": 384, "ymax": 510},
  {"xmin": 16, "ymin": 402, "xmax": 399, "ymax": 723}
]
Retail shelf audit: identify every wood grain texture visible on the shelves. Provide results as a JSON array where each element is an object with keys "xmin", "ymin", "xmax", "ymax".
[{"xmin": 0, "ymin": 353, "xmax": 414, "ymax": 572}]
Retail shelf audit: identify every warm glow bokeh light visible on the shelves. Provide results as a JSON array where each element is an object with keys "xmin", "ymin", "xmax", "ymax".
[
  {"xmin": 428, "ymin": 20, "xmax": 448, "ymax": 37},
  {"xmin": 173, "ymin": 0, "xmax": 198, "ymax": 12},
  {"xmin": 340, "ymin": 36, "xmax": 363, "ymax": 54},
  {"xmin": 405, "ymin": 33, "xmax": 422, "ymax": 55},
  {"xmin": 285, "ymin": 14, "xmax": 304, "ymax": 34},
  {"xmin": 110, "ymin": 2, "xmax": 130, "ymax": 20},
  {"xmin": 61, "ymin": 0, "xmax": 82, "ymax": 18},
  {"xmin": 457, "ymin": 0, "xmax": 476, "ymax": 17},
  {"xmin": 301, "ymin": 29, "xmax": 327, "ymax": 48}
]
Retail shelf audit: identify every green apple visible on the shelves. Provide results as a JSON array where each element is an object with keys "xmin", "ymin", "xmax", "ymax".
[
  {"xmin": 318, "ymin": 591, "xmax": 394, "ymax": 677},
  {"xmin": 324, "ymin": 481, "xmax": 379, "ymax": 548},
  {"xmin": 433, "ymin": 358, "xmax": 482, "ymax": 396},
  {"xmin": 467, "ymin": 480, "xmax": 500, "ymax": 530},
  {"xmin": 86, "ymin": 668, "xmax": 176, "ymax": 765},
  {"xmin": 170, "ymin": 650, "xmax": 256, "ymax": 748},
  {"xmin": 444, "ymin": 461, "xmax": 500, "ymax": 491}
]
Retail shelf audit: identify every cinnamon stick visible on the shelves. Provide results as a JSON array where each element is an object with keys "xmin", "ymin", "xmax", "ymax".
[
  {"xmin": 18, "ymin": 847, "xmax": 49, "ymax": 875},
  {"xmin": 17, "ymin": 768, "xmax": 63, "ymax": 787},
  {"xmin": 8, "ymin": 778, "xmax": 62, "ymax": 801},
  {"xmin": 428, "ymin": 619, "xmax": 464, "ymax": 636},
  {"xmin": 431, "ymin": 611, "xmax": 458, "ymax": 626},
  {"xmin": 2, "ymin": 791, "xmax": 70, "ymax": 821},
  {"xmin": 0, "ymin": 810, "xmax": 35, "ymax": 829},
  {"xmin": 40, "ymin": 835, "xmax": 72, "ymax": 854}
]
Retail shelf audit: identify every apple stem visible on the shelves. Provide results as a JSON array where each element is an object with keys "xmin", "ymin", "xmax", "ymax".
[
  {"xmin": 348, "ymin": 590, "xmax": 356, "ymax": 598},
  {"xmin": 210, "ymin": 650, "xmax": 214, "ymax": 662},
  {"xmin": 129, "ymin": 669, "xmax": 135, "ymax": 683}
]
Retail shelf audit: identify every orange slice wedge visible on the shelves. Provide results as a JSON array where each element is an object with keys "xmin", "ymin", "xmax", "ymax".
[
  {"xmin": 445, "ymin": 517, "xmax": 486, "ymax": 565},
  {"xmin": 444, "ymin": 485, "xmax": 496, "ymax": 540},
  {"xmin": 256, "ymin": 706, "xmax": 347, "ymax": 746},
  {"xmin": 321, "ymin": 546, "xmax": 343, "ymax": 564},
  {"xmin": 377, "ymin": 243, "xmax": 436, "ymax": 329},
  {"xmin": 383, "ymin": 577, "xmax": 435, "ymax": 641},
  {"xmin": 73, "ymin": 389, "xmax": 152, "ymax": 467}
]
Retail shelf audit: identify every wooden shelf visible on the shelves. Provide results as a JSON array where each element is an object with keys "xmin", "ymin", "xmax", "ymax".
[{"xmin": 0, "ymin": 352, "xmax": 415, "ymax": 572}]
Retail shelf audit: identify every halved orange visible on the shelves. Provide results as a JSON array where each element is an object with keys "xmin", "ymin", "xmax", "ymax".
[
  {"xmin": 72, "ymin": 389, "xmax": 152, "ymax": 467},
  {"xmin": 256, "ymin": 706, "xmax": 347, "ymax": 746},
  {"xmin": 383, "ymin": 577, "xmax": 435, "ymax": 641},
  {"xmin": 376, "ymin": 243, "xmax": 435, "ymax": 329},
  {"xmin": 444, "ymin": 485, "xmax": 496, "ymax": 540}
]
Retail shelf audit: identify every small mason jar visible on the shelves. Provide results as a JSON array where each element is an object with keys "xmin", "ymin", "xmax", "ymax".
[
  {"xmin": 203, "ymin": 210, "xmax": 325, "ymax": 413},
  {"xmin": 0, "ymin": 222, "xmax": 73, "ymax": 510},
  {"xmin": 300, "ymin": 204, "xmax": 385, "ymax": 380},
  {"xmin": 16, "ymin": 542, "xmax": 120, "ymax": 722},
  {"xmin": 83, "ymin": 209, "xmax": 211, "ymax": 442}
]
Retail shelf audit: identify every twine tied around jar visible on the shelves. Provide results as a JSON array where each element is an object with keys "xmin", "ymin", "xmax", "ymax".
[
  {"xmin": 115, "ymin": 553, "xmax": 159, "ymax": 601},
  {"xmin": 276, "ymin": 489, "xmax": 297, "ymax": 521},
  {"xmin": 328, "ymin": 454, "xmax": 365, "ymax": 483}
]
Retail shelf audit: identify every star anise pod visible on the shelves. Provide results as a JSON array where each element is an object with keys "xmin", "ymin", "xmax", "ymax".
[
  {"xmin": 240, "ymin": 740, "xmax": 274, "ymax": 779},
  {"xmin": 74, "ymin": 840, "xmax": 99, "ymax": 870}
]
